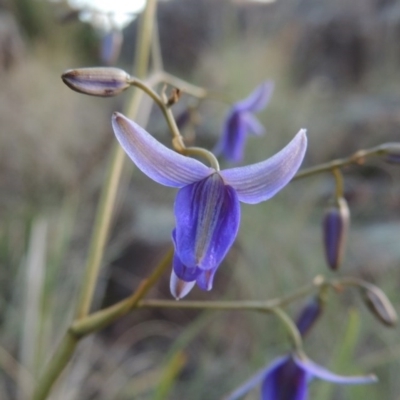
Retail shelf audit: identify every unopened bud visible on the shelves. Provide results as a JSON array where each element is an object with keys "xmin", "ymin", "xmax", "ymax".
[
  {"xmin": 379, "ymin": 142, "xmax": 400, "ymax": 164},
  {"xmin": 295, "ymin": 296, "xmax": 324, "ymax": 337},
  {"xmin": 322, "ymin": 197, "xmax": 350, "ymax": 270},
  {"xmin": 62, "ymin": 67, "xmax": 131, "ymax": 97},
  {"xmin": 360, "ymin": 284, "xmax": 398, "ymax": 327}
]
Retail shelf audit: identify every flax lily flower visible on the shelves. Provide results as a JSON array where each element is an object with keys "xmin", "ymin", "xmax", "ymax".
[
  {"xmin": 225, "ymin": 353, "xmax": 377, "ymax": 400},
  {"xmin": 112, "ymin": 112, "xmax": 307, "ymax": 299},
  {"xmin": 215, "ymin": 81, "xmax": 274, "ymax": 163}
]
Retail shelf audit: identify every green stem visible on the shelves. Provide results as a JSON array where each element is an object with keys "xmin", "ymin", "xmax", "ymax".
[
  {"xmin": 33, "ymin": 2, "xmax": 158, "ymax": 399},
  {"xmin": 270, "ymin": 307, "xmax": 303, "ymax": 352},
  {"xmin": 129, "ymin": 77, "xmax": 220, "ymax": 169},
  {"xmin": 293, "ymin": 145, "xmax": 387, "ymax": 181},
  {"xmin": 33, "ymin": 334, "xmax": 77, "ymax": 400},
  {"xmin": 70, "ymin": 248, "xmax": 173, "ymax": 338}
]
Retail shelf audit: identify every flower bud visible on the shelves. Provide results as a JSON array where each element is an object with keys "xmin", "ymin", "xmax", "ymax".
[
  {"xmin": 322, "ymin": 197, "xmax": 350, "ymax": 270},
  {"xmin": 360, "ymin": 284, "xmax": 398, "ymax": 327},
  {"xmin": 295, "ymin": 296, "xmax": 324, "ymax": 337},
  {"xmin": 379, "ymin": 142, "xmax": 400, "ymax": 164},
  {"xmin": 62, "ymin": 67, "xmax": 131, "ymax": 97}
]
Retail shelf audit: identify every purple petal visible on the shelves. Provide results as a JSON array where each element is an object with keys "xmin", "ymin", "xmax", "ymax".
[
  {"xmin": 220, "ymin": 129, "xmax": 307, "ymax": 204},
  {"xmin": 241, "ymin": 113, "xmax": 265, "ymax": 136},
  {"xmin": 169, "ymin": 270, "xmax": 196, "ymax": 300},
  {"xmin": 294, "ymin": 355, "xmax": 378, "ymax": 385},
  {"xmin": 215, "ymin": 111, "xmax": 247, "ymax": 163},
  {"xmin": 174, "ymin": 173, "xmax": 240, "ymax": 270},
  {"xmin": 172, "ymin": 248, "xmax": 201, "ymax": 282},
  {"xmin": 235, "ymin": 81, "xmax": 275, "ymax": 113},
  {"xmin": 112, "ymin": 113, "xmax": 214, "ymax": 187},
  {"xmin": 100, "ymin": 30, "xmax": 123, "ymax": 65},
  {"xmin": 262, "ymin": 357, "xmax": 308, "ymax": 400},
  {"xmin": 196, "ymin": 267, "xmax": 218, "ymax": 291}
]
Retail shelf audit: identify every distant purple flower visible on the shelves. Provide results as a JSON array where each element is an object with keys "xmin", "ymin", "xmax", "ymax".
[
  {"xmin": 225, "ymin": 354, "xmax": 377, "ymax": 400},
  {"xmin": 215, "ymin": 81, "xmax": 274, "ymax": 163},
  {"xmin": 112, "ymin": 112, "xmax": 306, "ymax": 299}
]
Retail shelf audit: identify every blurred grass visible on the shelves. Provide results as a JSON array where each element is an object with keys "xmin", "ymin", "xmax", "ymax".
[{"xmin": 1, "ymin": 0, "xmax": 400, "ymax": 399}]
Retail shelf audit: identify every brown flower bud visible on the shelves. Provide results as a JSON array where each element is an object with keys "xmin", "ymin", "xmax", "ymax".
[
  {"xmin": 62, "ymin": 67, "xmax": 131, "ymax": 97},
  {"xmin": 322, "ymin": 197, "xmax": 350, "ymax": 271},
  {"xmin": 360, "ymin": 284, "xmax": 398, "ymax": 327}
]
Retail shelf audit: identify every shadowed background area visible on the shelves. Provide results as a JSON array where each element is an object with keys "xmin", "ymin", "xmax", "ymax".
[{"xmin": 1, "ymin": 0, "xmax": 400, "ymax": 398}]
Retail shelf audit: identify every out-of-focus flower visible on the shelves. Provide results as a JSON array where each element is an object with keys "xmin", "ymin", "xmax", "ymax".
[
  {"xmin": 225, "ymin": 354, "xmax": 377, "ymax": 400},
  {"xmin": 100, "ymin": 29, "xmax": 123, "ymax": 65},
  {"xmin": 112, "ymin": 113, "xmax": 307, "ymax": 299},
  {"xmin": 322, "ymin": 197, "xmax": 350, "ymax": 270},
  {"xmin": 215, "ymin": 81, "xmax": 274, "ymax": 163}
]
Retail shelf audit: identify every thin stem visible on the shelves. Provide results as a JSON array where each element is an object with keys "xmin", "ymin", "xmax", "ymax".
[
  {"xmin": 293, "ymin": 145, "xmax": 386, "ymax": 181},
  {"xmin": 129, "ymin": 77, "xmax": 220, "ymax": 170},
  {"xmin": 32, "ymin": 334, "xmax": 77, "ymax": 400},
  {"xmin": 138, "ymin": 277, "xmax": 325, "ymax": 312},
  {"xmin": 33, "ymin": 2, "xmax": 158, "ymax": 399},
  {"xmin": 332, "ymin": 167, "xmax": 344, "ymax": 199},
  {"xmin": 70, "ymin": 248, "xmax": 173, "ymax": 338},
  {"xmin": 270, "ymin": 307, "xmax": 303, "ymax": 352},
  {"xmin": 75, "ymin": 143, "xmax": 126, "ymax": 318}
]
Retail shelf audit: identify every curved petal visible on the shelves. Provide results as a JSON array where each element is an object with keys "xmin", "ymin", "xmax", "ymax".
[
  {"xmin": 169, "ymin": 269, "xmax": 196, "ymax": 300},
  {"xmin": 294, "ymin": 355, "xmax": 378, "ymax": 385},
  {"xmin": 174, "ymin": 174, "xmax": 240, "ymax": 271},
  {"xmin": 242, "ymin": 113, "xmax": 265, "ymax": 136},
  {"xmin": 220, "ymin": 129, "xmax": 307, "ymax": 204},
  {"xmin": 262, "ymin": 357, "xmax": 308, "ymax": 400},
  {"xmin": 196, "ymin": 267, "xmax": 218, "ymax": 291},
  {"xmin": 112, "ymin": 113, "xmax": 214, "ymax": 187},
  {"xmin": 235, "ymin": 81, "xmax": 275, "ymax": 113}
]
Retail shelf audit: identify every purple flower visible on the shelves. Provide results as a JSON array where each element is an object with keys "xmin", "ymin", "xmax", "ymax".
[
  {"xmin": 215, "ymin": 81, "xmax": 274, "ymax": 163},
  {"xmin": 225, "ymin": 354, "xmax": 377, "ymax": 400},
  {"xmin": 112, "ymin": 112, "xmax": 307, "ymax": 299}
]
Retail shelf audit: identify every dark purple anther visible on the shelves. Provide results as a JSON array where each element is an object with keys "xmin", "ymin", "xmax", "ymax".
[{"xmin": 323, "ymin": 197, "xmax": 350, "ymax": 271}]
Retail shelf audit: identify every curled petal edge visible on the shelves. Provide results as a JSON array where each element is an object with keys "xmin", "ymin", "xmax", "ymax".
[
  {"xmin": 220, "ymin": 129, "xmax": 307, "ymax": 204},
  {"xmin": 112, "ymin": 113, "xmax": 214, "ymax": 188}
]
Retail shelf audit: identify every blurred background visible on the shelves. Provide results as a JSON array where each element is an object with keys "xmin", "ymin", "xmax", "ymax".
[{"xmin": 1, "ymin": 0, "xmax": 400, "ymax": 398}]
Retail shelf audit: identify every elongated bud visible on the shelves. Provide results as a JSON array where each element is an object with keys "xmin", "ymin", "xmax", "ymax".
[
  {"xmin": 62, "ymin": 67, "xmax": 131, "ymax": 97},
  {"xmin": 379, "ymin": 142, "xmax": 400, "ymax": 164},
  {"xmin": 360, "ymin": 284, "xmax": 398, "ymax": 327},
  {"xmin": 323, "ymin": 197, "xmax": 350, "ymax": 270},
  {"xmin": 295, "ymin": 296, "xmax": 324, "ymax": 336}
]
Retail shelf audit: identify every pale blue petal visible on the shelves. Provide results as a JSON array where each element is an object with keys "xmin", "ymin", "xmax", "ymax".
[
  {"xmin": 235, "ymin": 81, "xmax": 274, "ymax": 113},
  {"xmin": 241, "ymin": 113, "xmax": 265, "ymax": 136},
  {"xmin": 112, "ymin": 113, "xmax": 214, "ymax": 187},
  {"xmin": 294, "ymin": 355, "xmax": 378, "ymax": 385},
  {"xmin": 220, "ymin": 129, "xmax": 307, "ymax": 204},
  {"xmin": 169, "ymin": 269, "xmax": 196, "ymax": 300},
  {"xmin": 174, "ymin": 174, "xmax": 240, "ymax": 270}
]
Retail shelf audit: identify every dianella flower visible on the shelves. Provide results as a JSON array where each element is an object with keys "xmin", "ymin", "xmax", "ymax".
[
  {"xmin": 112, "ymin": 112, "xmax": 307, "ymax": 299},
  {"xmin": 215, "ymin": 81, "xmax": 274, "ymax": 163},
  {"xmin": 225, "ymin": 353, "xmax": 377, "ymax": 400}
]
